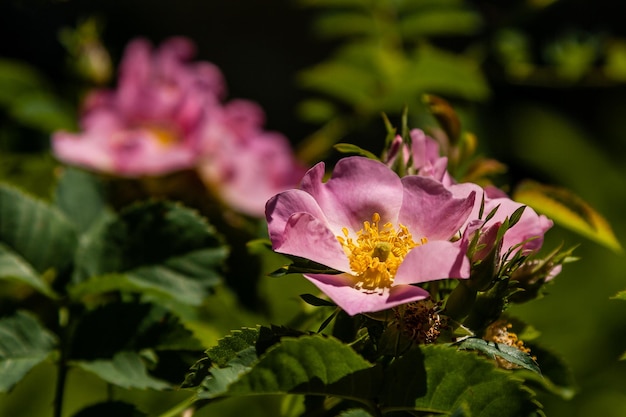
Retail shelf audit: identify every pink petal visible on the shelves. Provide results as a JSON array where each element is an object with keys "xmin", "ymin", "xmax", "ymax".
[
  {"xmin": 266, "ymin": 189, "xmax": 328, "ymax": 246},
  {"xmin": 272, "ymin": 212, "xmax": 350, "ymax": 272},
  {"xmin": 484, "ymin": 198, "xmax": 553, "ymax": 256},
  {"xmin": 52, "ymin": 132, "xmax": 114, "ymax": 172},
  {"xmin": 399, "ymin": 176, "xmax": 476, "ymax": 241},
  {"xmin": 394, "ymin": 241, "xmax": 470, "ymax": 285},
  {"xmin": 305, "ymin": 273, "xmax": 430, "ymax": 316},
  {"xmin": 301, "ymin": 157, "xmax": 404, "ymax": 233}
]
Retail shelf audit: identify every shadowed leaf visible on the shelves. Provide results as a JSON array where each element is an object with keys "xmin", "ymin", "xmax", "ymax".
[
  {"xmin": 70, "ymin": 201, "xmax": 227, "ymax": 308},
  {"xmin": 0, "ymin": 311, "xmax": 57, "ymax": 392},
  {"xmin": 71, "ymin": 401, "xmax": 147, "ymax": 417},
  {"xmin": 75, "ymin": 351, "xmax": 170, "ymax": 390},
  {"xmin": 456, "ymin": 337, "xmax": 540, "ymax": 373},
  {"xmin": 0, "ymin": 184, "xmax": 78, "ymax": 275},
  {"xmin": 380, "ymin": 345, "xmax": 541, "ymax": 416}
]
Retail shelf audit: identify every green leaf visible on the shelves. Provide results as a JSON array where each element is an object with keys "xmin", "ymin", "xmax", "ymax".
[
  {"xmin": 513, "ymin": 180, "xmax": 622, "ymax": 252},
  {"xmin": 337, "ymin": 409, "xmax": 375, "ymax": 417},
  {"xmin": 207, "ymin": 328, "xmax": 261, "ymax": 368},
  {"xmin": 312, "ymin": 11, "xmax": 375, "ymax": 39},
  {"xmin": 270, "ymin": 254, "xmax": 342, "ymax": 277},
  {"xmin": 456, "ymin": 337, "xmax": 541, "ymax": 374},
  {"xmin": 406, "ymin": 46, "xmax": 490, "ymax": 102},
  {"xmin": 298, "ymin": 60, "xmax": 378, "ymax": 110},
  {"xmin": 54, "ymin": 167, "xmax": 109, "ymax": 233},
  {"xmin": 0, "ymin": 311, "xmax": 57, "ymax": 392},
  {"xmin": 198, "ymin": 334, "xmax": 378, "ymax": 401},
  {"xmin": 0, "ymin": 243, "xmax": 56, "ymax": 298},
  {"xmin": 74, "ymin": 351, "xmax": 170, "ymax": 390},
  {"xmin": 380, "ymin": 345, "xmax": 540, "ymax": 416},
  {"xmin": 399, "ymin": 8, "xmax": 483, "ymax": 38},
  {"xmin": 9, "ymin": 91, "xmax": 76, "ymax": 132},
  {"xmin": 333, "ymin": 143, "xmax": 380, "ymax": 160},
  {"xmin": 0, "ymin": 153, "xmax": 57, "ymax": 198},
  {"xmin": 0, "ymin": 184, "xmax": 78, "ymax": 274},
  {"xmin": 299, "ymin": 293, "xmax": 336, "ymax": 307},
  {"xmin": 0, "ymin": 59, "xmax": 46, "ymax": 106},
  {"xmin": 611, "ymin": 290, "xmax": 626, "ymax": 301},
  {"xmin": 70, "ymin": 201, "xmax": 227, "ymax": 307},
  {"xmin": 71, "ymin": 401, "xmax": 148, "ymax": 417}
]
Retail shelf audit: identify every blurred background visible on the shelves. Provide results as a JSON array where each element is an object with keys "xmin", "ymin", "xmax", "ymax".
[{"xmin": 1, "ymin": 0, "xmax": 626, "ymax": 416}]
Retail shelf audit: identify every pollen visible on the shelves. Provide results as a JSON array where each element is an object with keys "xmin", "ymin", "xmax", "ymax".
[{"xmin": 336, "ymin": 212, "xmax": 427, "ymax": 293}]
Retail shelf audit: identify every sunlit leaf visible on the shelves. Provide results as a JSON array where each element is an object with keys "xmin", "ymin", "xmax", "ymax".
[
  {"xmin": 334, "ymin": 143, "xmax": 379, "ymax": 160},
  {"xmin": 206, "ymin": 328, "xmax": 260, "ymax": 368},
  {"xmin": 611, "ymin": 290, "xmax": 626, "ymax": 301},
  {"xmin": 201, "ymin": 334, "xmax": 377, "ymax": 400},
  {"xmin": 74, "ymin": 351, "xmax": 170, "ymax": 390},
  {"xmin": 399, "ymin": 8, "xmax": 483, "ymax": 38},
  {"xmin": 0, "ymin": 184, "xmax": 78, "ymax": 274},
  {"xmin": 296, "ymin": 98, "xmax": 338, "ymax": 123},
  {"xmin": 0, "ymin": 311, "xmax": 57, "ymax": 393},
  {"xmin": 183, "ymin": 327, "xmax": 260, "ymax": 390},
  {"xmin": 513, "ymin": 180, "xmax": 622, "ymax": 252},
  {"xmin": 406, "ymin": 46, "xmax": 490, "ymax": 101},
  {"xmin": 298, "ymin": 60, "xmax": 377, "ymax": 109}
]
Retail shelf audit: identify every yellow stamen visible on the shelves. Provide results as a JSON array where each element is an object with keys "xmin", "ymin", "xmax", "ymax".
[
  {"xmin": 337, "ymin": 212, "xmax": 427, "ymax": 293},
  {"xmin": 149, "ymin": 125, "xmax": 180, "ymax": 147}
]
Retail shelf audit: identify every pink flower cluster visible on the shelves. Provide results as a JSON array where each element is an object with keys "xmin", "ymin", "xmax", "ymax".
[
  {"xmin": 52, "ymin": 37, "xmax": 305, "ymax": 217},
  {"xmin": 265, "ymin": 129, "xmax": 557, "ymax": 315}
]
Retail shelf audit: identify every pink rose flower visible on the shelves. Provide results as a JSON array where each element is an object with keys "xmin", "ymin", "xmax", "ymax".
[
  {"xmin": 196, "ymin": 100, "xmax": 306, "ymax": 217},
  {"xmin": 52, "ymin": 37, "xmax": 224, "ymax": 176},
  {"xmin": 385, "ymin": 129, "xmax": 451, "ymax": 184},
  {"xmin": 265, "ymin": 156, "xmax": 476, "ymax": 315}
]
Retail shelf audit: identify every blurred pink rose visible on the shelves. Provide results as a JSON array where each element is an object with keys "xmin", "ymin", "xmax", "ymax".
[
  {"xmin": 52, "ymin": 36, "xmax": 306, "ymax": 217},
  {"xmin": 53, "ymin": 37, "xmax": 224, "ymax": 176},
  {"xmin": 197, "ymin": 100, "xmax": 306, "ymax": 217}
]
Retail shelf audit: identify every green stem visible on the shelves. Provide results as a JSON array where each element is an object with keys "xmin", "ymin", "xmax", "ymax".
[
  {"xmin": 53, "ymin": 306, "xmax": 70, "ymax": 417},
  {"xmin": 157, "ymin": 394, "xmax": 198, "ymax": 417}
]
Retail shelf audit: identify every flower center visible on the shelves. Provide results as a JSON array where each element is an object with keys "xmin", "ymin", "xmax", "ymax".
[
  {"xmin": 337, "ymin": 213, "xmax": 427, "ymax": 293},
  {"xmin": 149, "ymin": 124, "xmax": 180, "ymax": 147}
]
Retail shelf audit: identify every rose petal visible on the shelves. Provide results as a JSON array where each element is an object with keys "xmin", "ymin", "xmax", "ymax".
[
  {"xmin": 266, "ymin": 189, "xmax": 328, "ymax": 245},
  {"xmin": 305, "ymin": 273, "xmax": 430, "ymax": 316},
  {"xmin": 394, "ymin": 241, "xmax": 470, "ymax": 285},
  {"xmin": 301, "ymin": 157, "xmax": 404, "ymax": 233},
  {"xmin": 399, "ymin": 176, "xmax": 476, "ymax": 240},
  {"xmin": 273, "ymin": 212, "xmax": 350, "ymax": 272}
]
